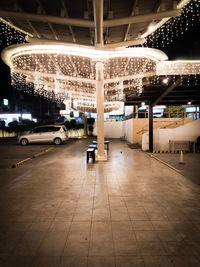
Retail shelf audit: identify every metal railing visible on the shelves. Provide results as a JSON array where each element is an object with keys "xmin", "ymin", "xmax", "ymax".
[{"xmin": 124, "ymin": 111, "xmax": 200, "ymax": 120}]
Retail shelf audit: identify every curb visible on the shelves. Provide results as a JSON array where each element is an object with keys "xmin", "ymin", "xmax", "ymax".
[
  {"xmin": 12, "ymin": 157, "xmax": 32, "ymax": 168},
  {"xmin": 148, "ymin": 153, "xmax": 181, "ymax": 173},
  {"xmin": 12, "ymin": 147, "xmax": 54, "ymax": 168},
  {"xmin": 153, "ymin": 150, "xmax": 200, "ymax": 154},
  {"xmin": 32, "ymin": 147, "xmax": 54, "ymax": 158},
  {"xmin": 153, "ymin": 150, "xmax": 184, "ymax": 154}
]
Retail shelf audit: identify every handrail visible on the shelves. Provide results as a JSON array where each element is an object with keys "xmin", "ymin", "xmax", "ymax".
[
  {"xmin": 136, "ymin": 115, "xmax": 195, "ymax": 135},
  {"xmin": 124, "ymin": 111, "xmax": 200, "ymax": 121}
]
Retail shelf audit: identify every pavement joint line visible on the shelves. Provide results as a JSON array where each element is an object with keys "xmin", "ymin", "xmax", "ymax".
[
  {"xmin": 12, "ymin": 146, "xmax": 55, "ymax": 168},
  {"xmin": 147, "ymin": 153, "xmax": 182, "ymax": 173}
]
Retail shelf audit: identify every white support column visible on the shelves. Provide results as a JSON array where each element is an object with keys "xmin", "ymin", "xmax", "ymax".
[{"xmin": 96, "ymin": 62, "xmax": 107, "ymax": 161}]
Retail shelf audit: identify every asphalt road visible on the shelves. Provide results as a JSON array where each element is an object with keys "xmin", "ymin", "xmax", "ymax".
[{"xmin": 0, "ymin": 137, "xmax": 82, "ymax": 187}]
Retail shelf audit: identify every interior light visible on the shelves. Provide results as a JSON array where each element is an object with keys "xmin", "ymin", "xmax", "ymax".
[
  {"xmin": 141, "ymin": 102, "xmax": 145, "ymax": 106},
  {"xmin": 147, "ymin": 21, "xmax": 157, "ymax": 33},
  {"xmin": 162, "ymin": 78, "xmax": 169, "ymax": 84},
  {"xmin": 187, "ymin": 101, "xmax": 191, "ymax": 105}
]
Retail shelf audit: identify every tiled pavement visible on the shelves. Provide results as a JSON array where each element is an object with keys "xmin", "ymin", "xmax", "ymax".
[{"xmin": 0, "ymin": 139, "xmax": 200, "ymax": 266}]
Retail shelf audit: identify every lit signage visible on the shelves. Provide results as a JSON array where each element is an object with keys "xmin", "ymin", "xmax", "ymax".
[{"xmin": 3, "ymin": 99, "xmax": 8, "ymax": 106}]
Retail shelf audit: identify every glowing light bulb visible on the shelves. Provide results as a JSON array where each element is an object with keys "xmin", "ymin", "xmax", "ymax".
[{"xmin": 162, "ymin": 78, "xmax": 169, "ymax": 84}]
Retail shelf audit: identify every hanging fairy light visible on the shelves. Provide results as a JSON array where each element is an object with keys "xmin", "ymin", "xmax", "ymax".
[
  {"xmin": 144, "ymin": 0, "xmax": 200, "ymax": 49},
  {"xmin": 3, "ymin": 44, "xmax": 169, "ymax": 112}
]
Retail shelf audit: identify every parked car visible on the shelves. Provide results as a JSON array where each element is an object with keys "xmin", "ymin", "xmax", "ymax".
[{"xmin": 17, "ymin": 125, "xmax": 68, "ymax": 145}]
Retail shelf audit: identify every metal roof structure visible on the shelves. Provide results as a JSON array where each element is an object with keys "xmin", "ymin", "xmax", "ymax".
[{"xmin": 0, "ymin": 0, "xmax": 200, "ymax": 107}]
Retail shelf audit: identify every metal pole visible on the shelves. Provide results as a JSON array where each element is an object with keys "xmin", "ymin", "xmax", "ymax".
[{"xmin": 148, "ymin": 105, "xmax": 153, "ymax": 152}]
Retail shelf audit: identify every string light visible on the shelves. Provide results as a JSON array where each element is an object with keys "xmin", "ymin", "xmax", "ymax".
[{"xmin": 0, "ymin": 0, "xmax": 200, "ymax": 111}]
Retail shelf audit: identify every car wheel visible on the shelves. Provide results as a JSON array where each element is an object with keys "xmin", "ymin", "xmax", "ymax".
[
  {"xmin": 20, "ymin": 138, "xmax": 28, "ymax": 146},
  {"xmin": 54, "ymin": 138, "xmax": 62, "ymax": 145}
]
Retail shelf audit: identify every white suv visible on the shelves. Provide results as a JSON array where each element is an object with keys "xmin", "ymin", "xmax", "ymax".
[{"xmin": 18, "ymin": 125, "xmax": 68, "ymax": 145}]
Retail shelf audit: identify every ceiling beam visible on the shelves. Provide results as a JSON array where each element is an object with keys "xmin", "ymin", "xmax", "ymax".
[
  {"xmin": 13, "ymin": 0, "xmax": 41, "ymax": 38},
  {"xmin": 86, "ymin": 0, "xmax": 94, "ymax": 45},
  {"xmin": 60, "ymin": 0, "xmax": 76, "ymax": 43},
  {"xmin": 36, "ymin": 0, "xmax": 59, "ymax": 41},
  {"xmin": 0, "ymin": 10, "xmax": 94, "ymax": 28},
  {"xmin": 0, "ymin": 17, "xmax": 33, "ymax": 36},
  {"xmin": 104, "ymin": 38, "xmax": 145, "ymax": 48},
  {"xmin": 104, "ymin": 9, "xmax": 181, "ymax": 27},
  {"xmin": 0, "ymin": 8, "xmax": 181, "ymax": 29},
  {"xmin": 151, "ymin": 77, "xmax": 181, "ymax": 106},
  {"xmin": 124, "ymin": 0, "xmax": 138, "ymax": 42},
  {"xmin": 93, "ymin": 0, "xmax": 103, "ymax": 47}
]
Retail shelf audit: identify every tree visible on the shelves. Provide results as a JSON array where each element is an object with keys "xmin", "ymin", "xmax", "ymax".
[
  {"xmin": 87, "ymin": 117, "xmax": 95, "ymax": 136},
  {"xmin": 163, "ymin": 106, "xmax": 186, "ymax": 118}
]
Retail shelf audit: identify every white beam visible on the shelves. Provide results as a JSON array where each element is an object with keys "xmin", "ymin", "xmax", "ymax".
[
  {"xmin": 104, "ymin": 38, "xmax": 145, "ymax": 48},
  {"xmin": 0, "ymin": 10, "xmax": 94, "ymax": 28},
  {"xmin": 0, "ymin": 8, "xmax": 182, "ymax": 30},
  {"xmin": 124, "ymin": 0, "xmax": 138, "ymax": 41},
  {"xmin": 93, "ymin": 0, "xmax": 103, "ymax": 47},
  {"xmin": 104, "ymin": 9, "xmax": 181, "ymax": 27},
  {"xmin": 60, "ymin": 0, "xmax": 76, "ymax": 43},
  {"xmin": 0, "ymin": 17, "xmax": 33, "ymax": 36},
  {"xmin": 36, "ymin": 0, "xmax": 59, "ymax": 40}
]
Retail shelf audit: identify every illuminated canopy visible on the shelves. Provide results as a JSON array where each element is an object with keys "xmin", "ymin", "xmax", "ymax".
[{"xmin": 2, "ymin": 42, "xmax": 200, "ymax": 111}]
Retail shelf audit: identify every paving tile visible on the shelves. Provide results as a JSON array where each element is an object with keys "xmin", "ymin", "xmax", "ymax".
[
  {"xmin": 128, "ymin": 211, "xmax": 149, "ymax": 221},
  {"xmin": 162, "ymin": 241, "xmax": 196, "ymax": 256},
  {"xmin": 91, "ymin": 231, "xmax": 113, "ymax": 242},
  {"xmin": 88, "ymin": 256, "xmax": 115, "ymax": 267},
  {"xmin": 142, "ymin": 255, "xmax": 173, "ymax": 267},
  {"xmin": 59, "ymin": 256, "xmax": 87, "ymax": 267},
  {"xmin": 63, "ymin": 242, "xmax": 89, "ymax": 256},
  {"xmin": 49, "ymin": 221, "xmax": 71, "ymax": 232},
  {"xmin": 12, "ymin": 231, "xmax": 46, "ymax": 256},
  {"xmin": 67, "ymin": 231, "xmax": 90, "ymax": 242},
  {"xmin": 0, "ymin": 231, "xmax": 25, "ymax": 256},
  {"xmin": 156, "ymin": 230, "xmax": 183, "ymax": 242},
  {"xmin": 32, "ymin": 256, "xmax": 60, "ymax": 267},
  {"xmin": 37, "ymin": 232, "xmax": 67, "ymax": 256},
  {"xmin": 135, "ymin": 230, "xmax": 160, "ymax": 242},
  {"xmin": 115, "ymin": 255, "xmax": 144, "ymax": 267},
  {"xmin": 28, "ymin": 222, "xmax": 52, "ymax": 232},
  {"xmin": 114, "ymin": 241, "xmax": 139, "ymax": 255},
  {"xmin": 91, "ymin": 221, "xmax": 112, "ymax": 232},
  {"xmin": 70, "ymin": 221, "xmax": 91, "ymax": 232},
  {"xmin": 131, "ymin": 220, "xmax": 154, "ymax": 230},
  {"xmin": 170, "ymin": 255, "xmax": 200, "ymax": 267},
  {"xmin": 138, "ymin": 241, "xmax": 167, "ymax": 256},
  {"xmin": 2, "ymin": 256, "xmax": 34, "ymax": 267},
  {"xmin": 89, "ymin": 241, "xmax": 114, "ymax": 256},
  {"xmin": 151, "ymin": 221, "xmax": 174, "ymax": 230}
]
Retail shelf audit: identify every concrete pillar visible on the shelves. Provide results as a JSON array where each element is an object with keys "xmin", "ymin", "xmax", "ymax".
[
  {"xmin": 96, "ymin": 62, "xmax": 107, "ymax": 161},
  {"xmin": 148, "ymin": 105, "xmax": 153, "ymax": 152}
]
